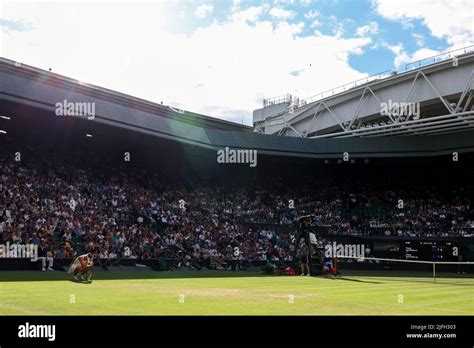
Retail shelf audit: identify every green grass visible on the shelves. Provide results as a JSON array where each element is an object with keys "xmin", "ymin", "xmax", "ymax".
[{"xmin": 0, "ymin": 271, "xmax": 473, "ymax": 315}]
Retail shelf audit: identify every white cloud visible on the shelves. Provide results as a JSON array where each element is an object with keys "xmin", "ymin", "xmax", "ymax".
[
  {"xmin": 374, "ymin": 0, "xmax": 474, "ymax": 47},
  {"xmin": 383, "ymin": 42, "xmax": 439, "ymax": 69},
  {"xmin": 412, "ymin": 33, "xmax": 424, "ymax": 47},
  {"xmin": 310, "ymin": 20, "xmax": 322, "ymax": 28},
  {"xmin": 195, "ymin": 3, "xmax": 213, "ymax": 19},
  {"xmin": 232, "ymin": 5, "xmax": 266, "ymax": 23},
  {"xmin": 269, "ymin": 7, "xmax": 295, "ymax": 20},
  {"xmin": 1, "ymin": 2, "xmax": 373, "ymax": 125},
  {"xmin": 356, "ymin": 21, "xmax": 379, "ymax": 37},
  {"xmin": 328, "ymin": 15, "xmax": 347, "ymax": 38},
  {"xmin": 231, "ymin": 0, "xmax": 241, "ymax": 12},
  {"xmin": 304, "ymin": 10, "xmax": 319, "ymax": 19},
  {"xmin": 277, "ymin": 21, "xmax": 305, "ymax": 35},
  {"xmin": 273, "ymin": 0, "xmax": 295, "ymax": 4}
]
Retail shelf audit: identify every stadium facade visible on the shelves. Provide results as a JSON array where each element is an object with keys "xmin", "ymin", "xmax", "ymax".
[
  {"xmin": 2, "ymin": 51, "xmax": 474, "ymax": 159},
  {"xmin": 1, "ymin": 53, "xmax": 474, "ymax": 271}
]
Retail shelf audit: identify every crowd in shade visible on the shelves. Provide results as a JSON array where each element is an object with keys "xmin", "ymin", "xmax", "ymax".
[{"xmin": 1, "ymin": 157, "xmax": 473, "ymax": 268}]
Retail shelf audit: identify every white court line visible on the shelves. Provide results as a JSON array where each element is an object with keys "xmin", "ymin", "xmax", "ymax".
[{"xmin": 0, "ymin": 302, "xmax": 52, "ymax": 315}]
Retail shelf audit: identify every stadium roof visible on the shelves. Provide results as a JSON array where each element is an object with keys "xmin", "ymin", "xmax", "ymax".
[
  {"xmin": 2, "ymin": 57, "xmax": 474, "ymax": 159},
  {"xmin": 0, "ymin": 57, "xmax": 252, "ymax": 133}
]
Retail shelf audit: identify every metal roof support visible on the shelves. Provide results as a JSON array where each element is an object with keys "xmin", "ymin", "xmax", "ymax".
[
  {"xmin": 348, "ymin": 87, "xmax": 386, "ymax": 130},
  {"xmin": 456, "ymin": 71, "xmax": 474, "ymax": 112},
  {"xmin": 317, "ymin": 101, "xmax": 347, "ymax": 132},
  {"xmin": 309, "ymin": 111, "xmax": 474, "ymax": 138},
  {"xmin": 290, "ymin": 101, "xmax": 347, "ymax": 137},
  {"xmin": 304, "ymin": 103, "xmax": 323, "ymax": 138},
  {"xmin": 285, "ymin": 122, "xmax": 303, "ymax": 137},
  {"xmin": 462, "ymin": 92, "xmax": 473, "ymax": 112},
  {"xmin": 401, "ymin": 70, "xmax": 455, "ymax": 123}
]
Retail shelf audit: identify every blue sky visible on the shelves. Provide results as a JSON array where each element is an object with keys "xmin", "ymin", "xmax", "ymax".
[
  {"xmin": 1, "ymin": 0, "xmax": 472, "ymax": 124},
  {"xmin": 161, "ymin": 0, "xmax": 454, "ymax": 74}
]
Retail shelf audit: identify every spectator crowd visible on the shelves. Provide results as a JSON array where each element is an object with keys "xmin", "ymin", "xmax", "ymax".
[{"xmin": 1, "ymin": 157, "xmax": 473, "ymax": 269}]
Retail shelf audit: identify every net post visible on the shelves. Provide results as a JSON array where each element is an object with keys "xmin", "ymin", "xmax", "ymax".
[{"xmin": 433, "ymin": 262, "xmax": 436, "ymax": 283}]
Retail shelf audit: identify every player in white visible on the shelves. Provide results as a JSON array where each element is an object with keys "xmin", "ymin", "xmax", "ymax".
[{"xmin": 68, "ymin": 253, "xmax": 94, "ymax": 282}]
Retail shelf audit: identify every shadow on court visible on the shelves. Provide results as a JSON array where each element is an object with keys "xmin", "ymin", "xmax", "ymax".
[
  {"xmin": 326, "ymin": 276, "xmax": 382, "ymax": 284},
  {"xmin": 334, "ymin": 270, "xmax": 474, "ymax": 286},
  {"xmin": 0, "ymin": 269, "xmax": 472, "ymax": 285},
  {"xmin": 0, "ymin": 270, "xmax": 273, "ymax": 282}
]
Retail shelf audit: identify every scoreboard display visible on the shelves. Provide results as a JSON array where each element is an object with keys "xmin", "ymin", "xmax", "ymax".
[{"xmin": 402, "ymin": 240, "xmax": 457, "ymax": 261}]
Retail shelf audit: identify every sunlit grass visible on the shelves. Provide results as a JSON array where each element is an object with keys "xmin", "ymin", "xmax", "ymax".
[{"xmin": 1, "ymin": 271, "xmax": 473, "ymax": 315}]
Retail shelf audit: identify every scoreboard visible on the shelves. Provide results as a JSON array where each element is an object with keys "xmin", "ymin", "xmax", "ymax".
[{"xmin": 402, "ymin": 240, "xmax": 457, "ymax": 261}]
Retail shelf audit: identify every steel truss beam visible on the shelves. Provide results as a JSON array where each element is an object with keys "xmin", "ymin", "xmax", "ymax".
[
  {"xmin": 309, "ymin": 111, "xmax": 474, "ymax": 138},
  {"xmin": 294, "ymin": 67, "xmax": 474, "ymax": 138}
]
